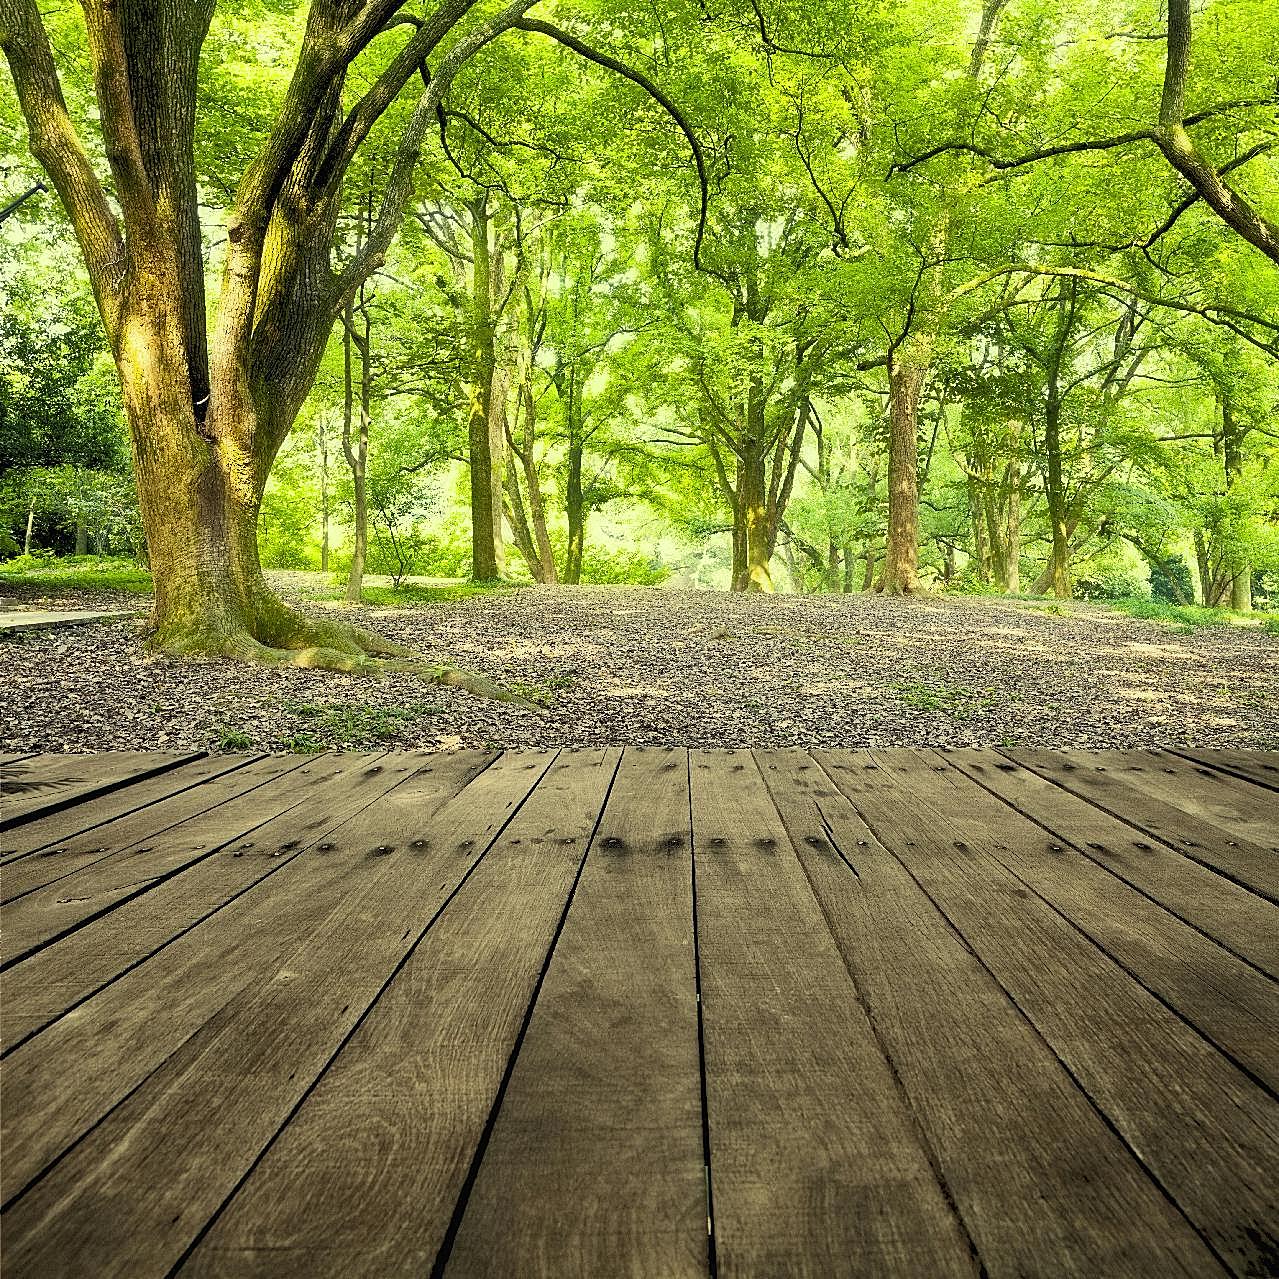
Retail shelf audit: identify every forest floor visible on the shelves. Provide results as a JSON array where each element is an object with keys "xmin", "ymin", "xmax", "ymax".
[{"xmin": 1, "ymin": 577, "xmax": 1276, "ymax": 753}]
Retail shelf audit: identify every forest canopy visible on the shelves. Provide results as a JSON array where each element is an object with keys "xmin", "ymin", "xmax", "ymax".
[{"xmin": 1, "ymin": 0, "xmax": 1276, "ymax": 667}]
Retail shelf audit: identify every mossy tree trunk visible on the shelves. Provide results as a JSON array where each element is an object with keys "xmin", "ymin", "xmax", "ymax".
[
  {"xmin": 503, "ymin": 362, "xmax": 557, "ymax": 583},
  {"xmin": 3, "ymin": 0, "xmax": 540, "ymax": 680},
  {"xmin": 341, "ymin": 294, "xmax": 372, "ymax": 604},
  {"xmin": 1221, "ymin": 396, "xmax": 1252, "ymax": 612},
  {"xmin": 876, "ymin": 356, "xmax": 924, "ymax": 594},
  {"xmin": 467, "ymin": 196, "xmax": 504, "ymax": 582}
]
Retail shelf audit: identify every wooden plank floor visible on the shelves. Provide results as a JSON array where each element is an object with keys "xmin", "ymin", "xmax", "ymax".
[{"xmin": 1, "ymin": 748, "xmax": 1276, "ymax": 1278}]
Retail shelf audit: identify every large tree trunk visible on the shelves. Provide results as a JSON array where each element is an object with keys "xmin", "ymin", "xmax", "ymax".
[
  {"xmin": 341, "ymin": 300, "xmax": 370, "ymax": 605},
  {"xmin": 467, "ymin": 198, "xmax": 503, "ymax": 582},
  {"xmin": 563, "ymin": 436, "xmax": 585, "ymax": 585},
  {"xmin": 742, "ymin": 454, "xmax": 773, "ymax": 593},
  {"xmin": 1003, "ymin": 458, "xmax": 1021, "ymax": 593},
  {"xmin": 877, "ymin": 357, "xmax": 924, "ymax": 594},
  {"xmin": 1043, "ymin": 394, "xmax": 1071, "ymax": 598},
  {"xmin": 2, "ymin": 0, "xmax": 544, "ymax": 704},
  {"xmin": 1221, "ymin": 396, "xmax": 1251, "ymax": 612}
]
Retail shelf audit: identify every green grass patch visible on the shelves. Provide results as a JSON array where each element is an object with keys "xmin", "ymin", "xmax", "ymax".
[
  {"xmin": 894, "ymin": 680, "xmax": 1003, "ymax": 718},
  {"xmin": 1102, "ymin": 596, "xmax": 1273, "ymax": 634},
  {"xmin": 0, "ymin": 554, "xmax": 152, "ymax": 594},
  {"xmin": 279, "ymin": 699, "xmax": 437, "ymax": 749},
  {"xmin": 213, "ymin": 726, "xmax": 255, "ymax": 752},
  {"xmin": 317, "ymin": 580, "xmax": 520, "ymax": 607},
  {"xmin": 506, "ymin": 674, "xmax": 575, "ymax": 708}
]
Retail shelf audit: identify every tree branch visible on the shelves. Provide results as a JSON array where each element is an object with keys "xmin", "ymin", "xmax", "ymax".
[
  {"xmin": 0, "ymin": 0, "xmax": 124, "ymax": 326},
  {"xmin": 334, "ymin": 0, "xmax": 538, "ymax": 304},
  {"xmin": 512, "ymin": 18, "xmax": 711, "ymax": 271}
]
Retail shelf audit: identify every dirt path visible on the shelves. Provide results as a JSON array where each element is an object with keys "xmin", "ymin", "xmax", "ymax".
[{"xmin": 1, "ymin": 583, "xmax": 1275, "ymax": 751}]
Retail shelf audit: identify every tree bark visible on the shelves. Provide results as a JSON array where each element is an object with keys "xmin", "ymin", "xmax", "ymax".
[
  {"xmin": 341, "ymin": 298, "xmax": 370, "ymax": 604},
  {"xmin": 503, "ymin": 463, "xmax": 540, "ymax": 582},
  {"xmin": 467, "ymin": 197, "xmax": 502, "ymax": 581},
  {"xmin": 1004, "ymin": 457, "xmax": 1021, "ymax": 593},
  {"xmin": 317, "ymin": 415, "xmax": 330, "ymax": 573},
  {"xmin": 1221, "ymin": 396, "xmax": 1251, "ymax": 612},
  {"xmin": 564, "ymin": 432, "xmax": 585, "ymax": 585},
  {"xmin": 876, "ymin": 356, "xmax": 924, "ymax": 593}
]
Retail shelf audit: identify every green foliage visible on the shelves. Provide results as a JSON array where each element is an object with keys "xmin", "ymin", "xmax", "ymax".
[
  {"xmin": 213, "ymin": 726, "xmax": 255, "ymax": 752},
  {"xmin": 5, "ymin": 0, "xmax": 1278, "ymax": 621},
  {"xmin": 0, "ymin": 554, "xmax": 152, "ymax": 593},
  {"xmin": 1150, "ymin": 558, "xmax": 1196, "ymax": 605},
  {"xmin": 577, "ymin": 545, "xmax": 671, "ymax": 586},
  {"xmin": 1104, "ymin": 598, "xmax": 1271, "ymax": 632},
  {"xmin": 279, "ymin": 700, "xmax": 437, "ymax": 750},
  {"xmin": 1073, "ymin": 568, "xmax": 1150, "ymax": 602},
  {"xmin": 894, "ymin": 681, "xmax": 1004, "ymax": 718}
]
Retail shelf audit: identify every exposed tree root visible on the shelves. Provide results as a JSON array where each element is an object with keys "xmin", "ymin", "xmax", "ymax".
[{"xmin": 148, "ymin": 597, "xmax": 539, "ymax": 708}]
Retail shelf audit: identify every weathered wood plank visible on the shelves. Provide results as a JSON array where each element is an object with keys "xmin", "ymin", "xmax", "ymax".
[
  {"xmin": 177, "ymin": 749, "xmax": 617, "ymax": 1279},
  {"xmin": 0, "ymin": 755, "xmax": 296, "ymax": 903},
  {"xmin": 0, "ymin": 754, "xmax": 37, "ymax": 767},
  {"xmin": 817, "ymin": 749, "xmax": 1279, "ymax": 1277},
  {"xmin": 443, "ymin": 747, "xmax": 707, "ymax": 1279},
  {"xmin": 944, "ymin": 750, "xmax": 1279, "ymax": 980},
  {"xmin": 1010, "ymin": 748, "xmax": 1278, "ymax": 902},
  {"xmin": 0, "ymin": 752, "xmax": 420, "ymax": 1053},
  {"xmin": 1173, "ymin": 748, "xmax": 1279, "ymax": 793},
  {"xmin": 0, "ymin": 755, "xmax": 324, "ymax": 966},
  {"xmin": 876, "ymin": 749, "xmax": 1279, "ymax": 1094},
  {"xmin": 1085, "ymin": 749, "xmax": 1279, "ymax": 850},
  {"xmin": 759, "ymin": 749, "xmax": 1227, "ymax": 1278},
  {"xmin": 0, "ymin": 751, "xmax": 203, "ymax": 830},
  {"xmin": 0, "ymin": 751, "xmax": 509, "ymax": 1209},
  {"xmin": 1, "ymin": 750, "xmax": 560, "ymax": 1276},
  {"xmin": 1, "ymin": 753, "xmax": 258, "ymax": 862},
  {"xmin": 691, "ymin": 750, "xmax": 976, "ymax": 1278}
]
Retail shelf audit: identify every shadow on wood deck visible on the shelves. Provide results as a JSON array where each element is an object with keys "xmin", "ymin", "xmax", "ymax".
[{"xmin": 1, "ymin": 746, "xmax": 1276, "ymax": 1277}]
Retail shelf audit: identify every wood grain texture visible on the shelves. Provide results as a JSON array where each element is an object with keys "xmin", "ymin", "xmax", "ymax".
[
  {"xmin": 691, "ymin": 750, "xmax": 976, "ymax": 1279},
  {"xmin": 0, "ymin": 751, "xmax": 202, "ymax": 830},
  {"xmin": 1, "ymin": 754, "xmax": 254, "ymax": 862},
  {"xmin": 1, "ymin": 751, "xmax": 548, "ymax": 1276},
  {"xmin": 444, "ymin": 747, "xmax": 708, "ymax": 1279},
  {"xmin": 0, "ymin": 755, "xmax": 319, "ymax": 963},
  {"xmin": 1010, "ymin": 748, "xmax": 1278, "ymax": 901},
  {"xmin": 2, "ymin": 749, "xmax": 1276, "ymax": 1279},
  {"xmin": 0, "ymin": 753, "xmax": 497, "ymax": 1207},
  {"xmin": 1086, "ymin": 749, "xmax": 1279, "ymax": 849},
  {"xmin": 0, "ymin": 752, "xmax": 420, "ymax": 1053},
  {"xmin": 759, "ymin": 749, "xmax": 1226, "ymax": 1278},
  {"xmin": 1174, "ymin": 748, "xmax": 1279, "ymax": 793},
  {"xmin": 180, "ymin": 749, "xmax": 617, "ymax": 1279},
  {"xmin": 943, "ymin": 749, "xmax": 1279, "ymax": 980},
  {"xmin": 876, "ymin": 749, "xmax": 1279, "ymax": 1094},
  {"xmin": 818, "ymin": 749, "xmax": 1279, "ymax": 1276}
]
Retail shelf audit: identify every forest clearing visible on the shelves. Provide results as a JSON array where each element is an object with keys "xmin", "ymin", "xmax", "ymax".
[
  {"xmin": 2, "ymin": 0, "xmax": 1277, "ymax": 715},
  {"xmin": 1, "ymin": 574, "xmax": 1276, "ymax": 751},
  {"xmin": 2, "ymin": 0, "xmax": 1278, "ymax": 1276}
]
